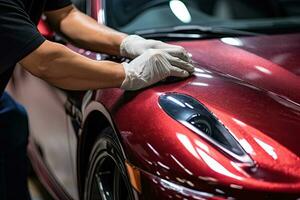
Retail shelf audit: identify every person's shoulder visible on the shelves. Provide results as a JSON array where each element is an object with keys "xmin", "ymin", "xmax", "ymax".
[
  {"xmin": 0, "ymin": 0, "xmax": 25, "ymax": 11},
  {"xmin": 0, "ymin": 0, "xmax": 20, "ymax": 6}
]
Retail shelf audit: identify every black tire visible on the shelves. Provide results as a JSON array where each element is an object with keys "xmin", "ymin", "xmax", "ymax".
[{"xmin": 84, "ymin": 127, "xmax": 134, "ymax": 200}]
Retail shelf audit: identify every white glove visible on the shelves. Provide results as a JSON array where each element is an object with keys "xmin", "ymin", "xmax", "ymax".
[
  {"xmin": 120, "ymin": 35, "xmax": 191, "ymax": 62},
  {"xmin": 121, "ymin": 49, "xmax": 194, "ymax": 91}
]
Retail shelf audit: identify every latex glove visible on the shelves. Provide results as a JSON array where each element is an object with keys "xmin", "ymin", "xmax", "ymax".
[
  {"xmin": 120, "ymin": 35, "xmax": 191, "ymax": 62},
  {"xmin": 121, "ymin": 49, "xmax": 194, "ymax": 91}
]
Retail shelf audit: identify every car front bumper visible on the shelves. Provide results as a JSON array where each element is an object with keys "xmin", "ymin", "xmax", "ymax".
[
  {"xmin": 133, "ymin": 169, "xmax": 300, "ymax": 200},
  {"xmin": 135, "ymin": 170, "xmax": 226, "ymax": 200}
]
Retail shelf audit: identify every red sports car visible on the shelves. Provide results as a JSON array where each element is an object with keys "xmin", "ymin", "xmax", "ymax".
[{"xmin": 7, "ymin": 0, "xmax": 300, "ymax": 199}]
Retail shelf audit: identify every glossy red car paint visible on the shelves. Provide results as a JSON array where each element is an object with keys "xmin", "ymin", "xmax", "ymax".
[
  {"xmin": 10, "ymin": 0, "xmax": 299, "ymax": 199},
  {"xmin": 37, "ymin": 19, "xmax": 54, "ymax": 39},
  {"xmin": 90, "ymin": 0, "xmax": 100, "ymax": 20},
  {"xmin": 94, "ymin": 34, "xmax": 300, "ymax": 199}
]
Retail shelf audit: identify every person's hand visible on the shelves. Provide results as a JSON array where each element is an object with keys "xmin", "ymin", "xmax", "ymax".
[
  {"xmin": 120, "ymin": 35, "xmax": 191, "ymax": 62},
  {"xmin": 121, "ymin": 49, "xmax": 194, "ymax": 91}
]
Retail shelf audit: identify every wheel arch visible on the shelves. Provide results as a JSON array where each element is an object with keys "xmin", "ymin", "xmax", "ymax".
[{"xmin": 77, "ymin": 101, "xmax": 125, "ymax": 198}]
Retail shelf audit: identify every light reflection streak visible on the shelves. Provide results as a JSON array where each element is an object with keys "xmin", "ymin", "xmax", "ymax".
[
  {"xmin": 255, "ymin": 65, "xmax": 272, "ymax": 75},
  {"xmin": 192, "ymin": 195, "xmax": 206, "ymax": 200},
  {"xmin": 221, "ymin": 37, "xmax": 243, "ymax": 46},
  {"xmin": 167, "ymin": 96, "xmax": 186, "ymax": 107},
  {"xmin": 194, "ymin": 68, "xmax": 205, "ymax": 73},
  {"xmin": 177, "ymin": 133, "xmax": 200, "ymax": 160},
  {"xmin": 147, "ymin": 143, "xmax": 160, "ymax": 156},
  {"xmin": 190, "ymin": 82, "xmax": 209, "ymax": 87},
  {"xmin": 160, "ymin": 179, "xmax": 213, "ymax": 198},
  {"xmin": 158, "ymin": 161, "xmax": 170, "ymax": 170},
  {"xmin": 196, "ymin": 148, "xmax": 243, "ymax": 180},
  {"xmin": 254, "ymin": 138, "xmax": 278, "ymax": 160},
  {"xmin": 186, "ymin": 180, "xmax": 195, "ymax": 187},
  {"xmin": 185, "ymin": 102, "xmax": 194, "ymax": 109},
  {"xmin": 239, "ymin": 139, "xmax": 254, "ymax": 155},
  {"xmin": 169, "ymin": 0, "xmax": 192, "ymax": 23},
  {"xmin": 230, "ymin": 184, "xmax": 243, "ymax": 190},
  {"xmin": 194, "ymin": 73, "xmax": 213, "ymax": 78},
  {"xmin": 176, "ymin": 133, "xmax": 244, "ymax": 182},
  {"xmin": 268, "ymin": 91, "xmax": 300, "ymax": 112},
  {"xmin": 171, "ymin": 154, "xmax": 194, "ymax": 176},
  {"xmin": 145, "ymin": 159, "xmax": 153, "ymax": 165},
  {"xmin": 197, "ymin": 176, "xmax": 218, "ymax": 183},
  {"xmin": 215, "ymin": 188, "xmax": 225, "ymax": 194},
  {"xmin": 176, "ymin": 177, "xmax": 186, "ymax": 183},
  {"xmin": 195, "ymin": 140, "xmax": 209, "ymax": 153},
  {"xmin": 232, "ymin": 118, "xmax": 247, "ymax": 127}
]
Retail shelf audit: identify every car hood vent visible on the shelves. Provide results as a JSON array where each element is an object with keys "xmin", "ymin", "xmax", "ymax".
[{"xmin": 159, "ymin": 92, "xmax": 253, "ymax": 164}]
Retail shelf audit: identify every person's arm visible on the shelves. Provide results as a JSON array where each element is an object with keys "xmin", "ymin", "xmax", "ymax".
[
  {"xmin": 0, "ymin": 1, "xmax": 193, "ymax": 92},
  {"xmin": 20, "ymin": 40, "xmax": 193, "ymax": 91},
  {"xmin": 20, "ymin": 40, "xmax": 125, "ymax": 90},
  {"xmin": 45, "ymin": 5, "xmax": 126, "ymax": 56},
  {"xmin": 44, "ymin": 4, "xmax": 193, "ymax": 62}
]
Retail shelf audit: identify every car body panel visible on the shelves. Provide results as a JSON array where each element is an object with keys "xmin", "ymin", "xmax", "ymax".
[
  {"xmin": 94, "ymin": 34, "xmax": 300, "ymax": 198},
  {"xmin": 187, "ymin": 34, "xmax": 300, "ymax": 103},
  {"xmin": 7, "ymin": 66, "xmax": 79, "ymax": 199},
  {"xmin": 177, "ymin": 35, "xmax": 300, "ymax": 155},
  {"xmin": 237, "ymin": 34, "xmax": 300, "ymax": 76}
]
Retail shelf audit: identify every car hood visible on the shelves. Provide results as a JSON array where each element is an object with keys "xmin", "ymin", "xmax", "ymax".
[
  {"xmin": 179, "ymin": 33, "xmax": 300, "ymax": 104},
  {"xmin": 171, "ymin": 34, "xmax": 300, "ymax": 159},
  {"xmin": 104, "ymin": 34, "xmax": 300, "ymax": 195}
]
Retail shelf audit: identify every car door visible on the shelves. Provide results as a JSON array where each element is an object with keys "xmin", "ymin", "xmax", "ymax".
[{"xmin": 7, "ymin": 64, "xmax": 80, "ymax": 200}]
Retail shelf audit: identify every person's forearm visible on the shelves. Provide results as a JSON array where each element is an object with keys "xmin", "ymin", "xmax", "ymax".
[
  {"xmin": 20, "ymin": 41, "xmax": 125, "ymax": 90},
  {"xmin": 46, "ymin": 6, "xmax": 127, "ymax": 56}
]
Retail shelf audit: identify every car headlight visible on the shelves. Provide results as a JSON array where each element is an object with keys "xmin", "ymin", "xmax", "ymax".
[{"xmin": 159, "ymin": 93, "xmax": 253, "ymax": 164}]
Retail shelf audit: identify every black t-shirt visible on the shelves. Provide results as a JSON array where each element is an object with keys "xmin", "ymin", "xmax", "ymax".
[{"xmin": 0, "ymin": 0, "xmax": 72, "ymax": 95}]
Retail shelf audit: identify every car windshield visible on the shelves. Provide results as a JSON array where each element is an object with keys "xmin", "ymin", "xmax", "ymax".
[{"xmin": 104, "ymin": 0, "xmax": 300, "ymax": 35}]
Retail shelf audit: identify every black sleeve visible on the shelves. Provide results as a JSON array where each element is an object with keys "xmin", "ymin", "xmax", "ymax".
[
  {"xmin": 45, "ymin": 0, "xmax": 72, "ymax": 11},
  {"xmin": 0, "ymin": 2, "xmax": 45, "ymax": 72}
]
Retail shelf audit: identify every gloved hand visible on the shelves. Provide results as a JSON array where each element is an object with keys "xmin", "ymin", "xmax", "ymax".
[
  {"xmin": 120, "ymin": 35, "xmax": 191, "ymax": 62},
  {"xmin": 121, "ymin": 49, "xmax": 194, "ymax": 91}
]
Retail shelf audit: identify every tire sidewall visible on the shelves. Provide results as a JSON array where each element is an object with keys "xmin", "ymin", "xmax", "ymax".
[{"xmin": 83, "ymin": 127, "xmax": 134, "ymax": 200}]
